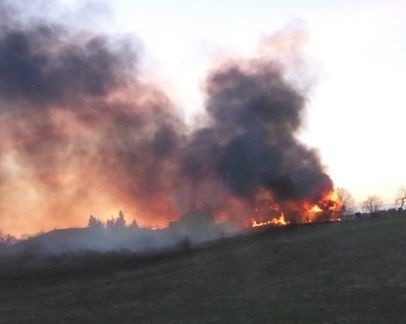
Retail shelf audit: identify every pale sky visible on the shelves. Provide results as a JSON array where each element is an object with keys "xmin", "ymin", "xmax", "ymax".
[{"xmin": 61, "ymin": 0, "xmax": 406, "ymax": 206}]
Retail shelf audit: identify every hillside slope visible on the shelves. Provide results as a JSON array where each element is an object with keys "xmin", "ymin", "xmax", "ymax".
[{"xmin": 1, "ymin": 215, "xmax": 406, "ymax": 323}]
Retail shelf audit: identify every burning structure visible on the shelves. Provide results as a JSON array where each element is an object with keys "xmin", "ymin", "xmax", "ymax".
[{"xmin": 0, "ymin": 1, "xmax": 342, "ymax": 238}]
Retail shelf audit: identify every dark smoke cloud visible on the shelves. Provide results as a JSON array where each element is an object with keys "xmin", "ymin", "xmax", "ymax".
[
  {"xmin": 0, "ymin": 1, "xmax": 333, "ymax": 235},
  {"xmin": 0, "ymin": 26, "xmax": 134, "ymax": 108},
  {"xmin": 184, "ymin": 62, "xmax": 332, "ymax": 204},
  {"xmin": 0, "ymin": 0, "xmax": 186, "ymax": 232}
]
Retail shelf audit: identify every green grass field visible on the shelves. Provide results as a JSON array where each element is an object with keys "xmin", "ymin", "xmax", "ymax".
[{"xmin": 1, "ymin": 215, "xmax": 406, "ymax": 323}]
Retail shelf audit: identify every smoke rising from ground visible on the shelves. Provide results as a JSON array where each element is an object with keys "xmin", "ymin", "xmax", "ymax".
[{"xmin": 0, "ymin": 1, "xmax": 333, "ymax": 236}]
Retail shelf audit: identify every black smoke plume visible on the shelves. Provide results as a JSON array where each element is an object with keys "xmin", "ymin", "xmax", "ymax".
[{"xmin": 0, "ymin": 1, "xmax": 333, "ymax": 235}]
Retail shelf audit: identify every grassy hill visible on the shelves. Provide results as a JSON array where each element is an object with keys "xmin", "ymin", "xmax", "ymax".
[{"xmin": 1, "ymin": 214, "xmax": 406, "ymax": 323}]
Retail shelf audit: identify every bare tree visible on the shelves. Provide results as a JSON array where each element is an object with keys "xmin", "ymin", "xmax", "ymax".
[
  {"xmin": 336, "ymin": 187, "xmax": 355, "ymax": 213},
  {"xmin": 395, "ymin": 187, "xmax": 406, "ymax": 210},
  {"xmin": 360, "ymin": 195, "xmax": 382, "ymax": 214}
]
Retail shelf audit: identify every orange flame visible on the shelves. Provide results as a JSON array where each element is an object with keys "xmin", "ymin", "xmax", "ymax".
[
  {"xmin": 249, "ymin": 190, "xmax": 342, "ymax": 229},
  {"xmin": 251, "ymin": 213, "xmax": 288, "ymax": 227}
]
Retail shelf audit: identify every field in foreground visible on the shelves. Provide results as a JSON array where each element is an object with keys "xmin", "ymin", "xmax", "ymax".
[{"xmin": 1, "ymin": 215, "xmax": 406, "ymax": 323}]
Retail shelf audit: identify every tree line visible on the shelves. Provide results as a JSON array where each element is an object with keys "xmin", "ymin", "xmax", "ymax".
[
  {"xmin": 337, "ymin": 186, "xmax": 406, "ymax": 215},
  {"xmin": 87, "ymin": 211, "xmax": 138, "ymax": 230}
]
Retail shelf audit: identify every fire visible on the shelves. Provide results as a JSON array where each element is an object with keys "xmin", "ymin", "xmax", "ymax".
[
  {"xmin": 251, "ymin": 213, "xmax": 288, "ymax": 227},
  {"xmin": 249, "ymin": 190, "xmax": 342, "ymax": 229},
  {"xmin": 328, "ymin": 191, "xmax": 339, "ymax": 202},
  {"xmin": 309, "ymin": 204, "xmax": 323, "ymax": 213}
]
